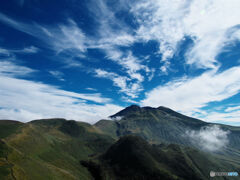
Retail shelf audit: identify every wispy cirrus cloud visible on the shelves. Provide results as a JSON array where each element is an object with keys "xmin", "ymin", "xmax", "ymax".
[
  {"xmin": 1, "ymin": 0, "xmax": 240, "ymax": 72},
  {"xmin": 0, "ymin": 11, "xmax": 146, "ymax": 99},
  {"xmin": 49, "ymin": 70, "xmax": 65, "ymax": 81},
  {"xmin": 130, "ymin": 0, "xmax": 240, "ymax": 71},
  {"xmin": 85, "ymin": 87, "xmax": 97, "ymax": 91},
  {"xmin": 0, "ymin": 13, "xmax": 87, "ymax": 54},
  {"xmin": 105, "ymin": 50, "xmax": 144, "ymax": 81},
  {"xmin": 0, "ymin": 61, "xmax": 35, "ymax": 77},
  {"xmin": 0, "ymin": 46, "xmax": 121, "ymax": 122},
  {"xmin": 0, "ymin": 47, "xmax": 38, "ymax": 78},
  {"xmin": 14, "ymin": 46, "xmax": 39, "ymax": 54},
  {"xmin": 225, "ymin": 106, "xmax": 240, "ymax": 112},
  {"xmin": 0, "ymin": 61, "xmax": 122, "ymax": 122},
  {"xmin": 94, "ymin": 69, "xmax": 143, "ymax": 98},
  {"xmin": 0, "ymin": 46, "xmax": 39, "ymax": 56}
]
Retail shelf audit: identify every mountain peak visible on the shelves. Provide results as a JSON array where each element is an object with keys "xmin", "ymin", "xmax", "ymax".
[
  {"xmin": 110, "ymin": 104, "xmax": 141, "ymax": 118},
  {"xmin": 126, "ymin": 104, "xmax": 141, "ymax": 110},
  {"xmin": 157, "ymin": 106, "xmax": 173, "ymax": 112},
  {"xmin": 110, "ymin": 105, "xmax": 176, "ymax": 118}
]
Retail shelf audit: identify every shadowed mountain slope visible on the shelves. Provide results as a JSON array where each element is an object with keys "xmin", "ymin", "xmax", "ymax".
[{"xmin": 81, "ymin": 135, "xmax": 239, "ymax": 180}]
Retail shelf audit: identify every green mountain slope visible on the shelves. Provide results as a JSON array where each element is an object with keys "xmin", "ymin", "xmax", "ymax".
[
  {"xmin": 81, "ymin": 135, "xmax": 239, "ymax": 180},
  {"xmin": 0, "ymin": 120, "xmax": 24, "ymax": 139},
  {"xmin": 0, "ymin": 118, "xmax": 114, "ymax": 180},
  {"xmin": 95, "ymin": 105, "xmax": 240, "ymax": 150}
]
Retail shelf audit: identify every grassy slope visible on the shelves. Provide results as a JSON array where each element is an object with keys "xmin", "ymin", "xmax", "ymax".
[
  {"xmin": 0, "ymin": 120, "xmax": 24, "ymax": 139},
  {"xmin": 0, "ymin": 119, "xmax": 115, "ymax": 180},
  {"xmin": 83, "ymin": 135, "xmax": 240, "ymax": 180}
]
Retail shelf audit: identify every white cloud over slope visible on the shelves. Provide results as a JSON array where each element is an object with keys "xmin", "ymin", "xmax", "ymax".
[{"xmin": 186, "ymin": 125, "xmax": 230, "ymax": 151}]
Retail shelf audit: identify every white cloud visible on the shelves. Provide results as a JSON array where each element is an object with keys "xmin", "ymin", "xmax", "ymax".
[
  {"xmin": 0, "ymin": 46, "xmax": 39, "ymax": 56},
  {"xmin": 0, "ymin": 12, "xmax": 148, "ymax": 90},
  {"xmin": 56, "ymin": 19, "xmax": 87, "ymax": 53},
  {"xmin": 0, "ymin": 75, "xmax": 122, "ymax": 123},
  {"xmin": 225, "ymin": 106, "xmax": 240, "ymax": 112},
  {"xmin": 186, "ymin": 125, "xmax": 230, "ymax": 151},
  {"xmin": 1, "ymin": 0, "xmax": 240, "ymax": 73},
  {"xmin": 20, "ymin": 46, "xmax": 39, "ymax": 53},
  {"xmin": 105, "ymin": 49, "xmax": 145, "ymax": 81},
  {"xmin": 102, "ymin": 48, "xmax": 148, "ymax": 99},
  {"xmin": 88, "ymin": 0, "xmax": 135, "ymax": 48},
  {"xmin": 0, "ymin": 71, "xmax": 110, "ymax": 104},
  {"xmin": 141, "ymin": 66, "xmax": 240, "ymax": 118},
  {"xmin": 0, "ymin": 61, "xmax": 122, "ymax": 123},
  {"xmin": 0, "ymin": 61, "xmax": 35, "ymax": 77},
  {"xmin": 94, "ymin": 69, "xmax": 142, "ymax": 98},
  {"xmin": 12, "ymin": 46, "xmax": 39, "ymax": 54},
  {"xmin": 0, "ymin": 12, "xmax": 42, "ymax": 37},
  {"xmin": 201, "ymin": 109, "xmax": 240, "ymax": 124},
  {"xmin": 1, "ymin": 0, "xmax": 240, "ymax": 112},
  {"xmin": 121, "ymin": 96, "xmax": 138, "ymax": 104},
  {"xmin": 0, "ymin": 13, "xmax": 87, "ymax": 55},
  {"xmin": 87, "ymin": 0, "xmax": 148, "ymax": 84},
  {"xmin": 85, "ymin": 87, "xmax": 97, "ymax": 91},
  {"xmin": 0, "ymin": 48, "xmax": 11, "ymax": 57},
  {"xmin": 49, "ymin": 70, "xmax": 65, "ymax": 81},
  {"xmin": 146, "ymin": 67, "xmax": 155, "ymax": 81},
  {"xmin": 160, "ymin": 61, "xmax": 170, "ymax": 74},
  {"xmin": 110, "ymin": 116, "xmax": 123, "ymax": 121},
  {"xmin": 130, "ymin": 0, "xmax": 240, "ymax": 70}
]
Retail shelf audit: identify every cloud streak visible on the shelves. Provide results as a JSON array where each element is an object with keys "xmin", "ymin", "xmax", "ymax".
[
  {"xmin": 0, "ymin": 11, "xmax": 146, "ymax": 99},
  {"xmin": 0, "ymin": 61, "xmax": 35, "ymax": 77},
  {"xmin": 0, "ymin": 62, "xmax": 122, "ymax": 123},
  {"xmin": 141, "ymin": 66, "xmax": 240, "ymax": 116},
  {"xmin": 94, "ymin": 69, "xmax": 142, "ymax": 98}
]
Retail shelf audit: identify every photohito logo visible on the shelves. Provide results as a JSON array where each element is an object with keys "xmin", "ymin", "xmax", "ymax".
[{"xmin": 210, "ymin": 171, "xmax": 238, "ymax": 177}]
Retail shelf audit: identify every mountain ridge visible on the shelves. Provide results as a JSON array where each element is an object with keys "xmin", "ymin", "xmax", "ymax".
[
  {"xmin": 110, "ymin": 105, "xmax": 208, "ymax": 125},
  {"xmin": 96, "ymin": 105, "xmax": 240, "ymax": 151},
  {"xmin": 0, "ymin": 105, "xmax": 240, "ymax": 179}
]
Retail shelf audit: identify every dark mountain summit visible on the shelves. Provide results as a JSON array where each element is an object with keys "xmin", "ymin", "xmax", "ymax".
[
  {"xmin": 110, "ymin": 104, "xmax": 142, "ymax": 118},
  {"xmin": 111, "ymin": 105, "xmax": 206, "ymax": 125}
]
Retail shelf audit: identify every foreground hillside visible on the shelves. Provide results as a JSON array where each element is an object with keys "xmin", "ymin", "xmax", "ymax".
[
  {"xmin": 0, "ymin": 119, "xmax": 114, "ymax": 179},
  {"xmin": 81, "ymin": 135, "xmax": 239, "ymax": 180},
  {"xmin": 0, "ymin": 105, "xmax": 240, "ymax": 179}
]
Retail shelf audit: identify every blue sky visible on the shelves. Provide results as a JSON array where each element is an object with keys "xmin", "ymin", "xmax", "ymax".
[{"xmin": 0, "ymin": 0, "xmax": 240, "ymax": 125}]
